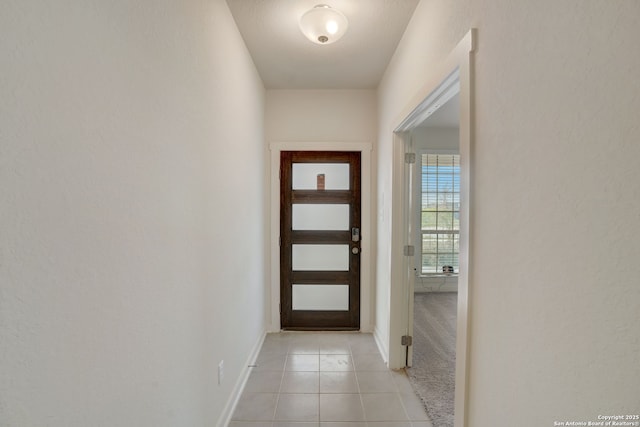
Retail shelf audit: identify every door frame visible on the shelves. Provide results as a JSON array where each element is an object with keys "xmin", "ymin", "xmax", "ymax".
[
  {"xmin": 388, "ymin": 29, "xmax": 476, "ymax": 427},
  {"xmin": 279, "ymin": 150, "xmax": 361, "ymax": 330},
  {"xmin": 268, "ymin": 142, "xmax": 373, "ymax": 332}
]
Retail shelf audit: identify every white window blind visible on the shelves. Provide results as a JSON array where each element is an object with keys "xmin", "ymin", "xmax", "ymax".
[{"xmin": 420, "ymin": 153, "xmax": 460, "ymax": 274}]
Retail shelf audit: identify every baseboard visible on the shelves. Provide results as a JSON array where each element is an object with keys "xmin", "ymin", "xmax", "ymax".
[
  {"xmin": 415, "ymin": 285, "xmax": 458, "ymax": 293},
  {"xmin": 216, "ymin": 330, "xmax": 267, "ymax": 427},
  {"xmin": 373, "ymin": 326, "xmax": 389, "ymax": 366},
  {"xmin": 415, "ymin": 276, "xmax": 458, "ymax": 293}
]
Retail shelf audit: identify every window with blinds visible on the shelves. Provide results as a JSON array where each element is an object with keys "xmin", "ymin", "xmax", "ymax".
[{"xmin": 420, "ymin": 153, "xmax": 460, "ymax": 274}]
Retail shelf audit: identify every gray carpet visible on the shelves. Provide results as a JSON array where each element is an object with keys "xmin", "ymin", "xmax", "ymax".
[{"xmin": 406, "ymin": 292, "xmax": 457, "ymax": 427}]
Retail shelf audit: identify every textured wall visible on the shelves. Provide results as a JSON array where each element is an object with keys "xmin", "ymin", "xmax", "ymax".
[
  {"xmin": 378, "ymin": 0, "xmax": 640, "ymax": 425},
  {"xmin": 0, "ymin": 0, "xmax": 266, "ymax": 425}
]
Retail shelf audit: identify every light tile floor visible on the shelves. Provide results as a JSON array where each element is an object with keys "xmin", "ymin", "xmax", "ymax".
[{"xmin": 230, "ymin": 332, "xmax": 433, "ymax": 427}]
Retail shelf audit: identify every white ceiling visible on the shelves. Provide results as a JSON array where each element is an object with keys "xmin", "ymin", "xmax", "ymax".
[
  {"xmin": 417, "ymin": 93, "xmax": 460, "ymax": 128},
  {"xmin": 225, "ymin": 0, "xmax": 420, "ymax": 89}
]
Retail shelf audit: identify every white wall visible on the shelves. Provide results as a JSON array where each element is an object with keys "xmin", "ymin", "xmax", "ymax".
[
  {"xmin": 0, "ymin": 1, "xmax": 266, "ymax": 425},
  {"xmin": 265, "ymin": 90, "xmax": 377, "ymax": 331},
  {"xmin": 412, "ymin": 127, "xmax": 459, "ymax": 152},
  {"xmin": 378, "ymin": 0, "xmax": 640, "ymax": 425},
  {"xmin": 266, "ymin": 90, "xmax": 377, "ymax": 143}
]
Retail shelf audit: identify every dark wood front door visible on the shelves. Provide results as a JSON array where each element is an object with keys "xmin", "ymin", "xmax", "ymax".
[{"xmin": 280, "ymin": 151, "xmax": 361, "ymax": 330}]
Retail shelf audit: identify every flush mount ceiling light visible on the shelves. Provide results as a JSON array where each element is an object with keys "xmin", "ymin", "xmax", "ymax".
[{"xmin": 299, "ymin": 4, "xmax": 348, "ymax": 45}]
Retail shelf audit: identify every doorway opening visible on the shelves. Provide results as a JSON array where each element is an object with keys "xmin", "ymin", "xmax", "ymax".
[
  {"xmin": 388, "ymin": 29, "xmax": 475, "ymax": 427},
  {"xmin": 406, "ymin": 93, "xmax": 460, "ymax": 427}
]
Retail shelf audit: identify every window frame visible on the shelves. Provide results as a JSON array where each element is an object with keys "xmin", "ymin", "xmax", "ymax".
[{"xmin": 415, "ymin": 149, "xmax": 460, "ymax": 276}]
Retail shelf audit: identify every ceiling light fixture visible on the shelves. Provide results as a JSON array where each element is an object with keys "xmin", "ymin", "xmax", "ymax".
[{"xmin": 299, "ymin": 4, "xmax": 348, "ymax": 45}]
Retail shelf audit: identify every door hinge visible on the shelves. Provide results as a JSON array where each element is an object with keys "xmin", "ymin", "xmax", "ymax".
[
  {"xmin": 405, "ymin": 152, "xmax": 416, "ymax": 164},
  {"xmin": 403, "ymin": 245, "xmax": 415, "ymax": 256},
  {"xmin": 401, "ymin": 335, "xmax": 413, "ymax": 346}
]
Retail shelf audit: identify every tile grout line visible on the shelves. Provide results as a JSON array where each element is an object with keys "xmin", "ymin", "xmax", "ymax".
[
  {"xmin": 272, "ymin": 358, "xmax": 286, "ymax": 422},
  {"xmin": 351, "ymin": 345, "xmax": 368, "ymax": 423},
  {"xmin": 271, "ymin": 350, "xmax": 290, "ymax": 422},
  {"xmin": 237, "ymin": 333, "xmax": 428, "ymax": 425}
]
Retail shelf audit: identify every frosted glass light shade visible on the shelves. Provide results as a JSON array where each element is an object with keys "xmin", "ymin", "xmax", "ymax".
[{"xmin": 299, "ymin": 4, "xmax": 348, "ymax": 45}]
